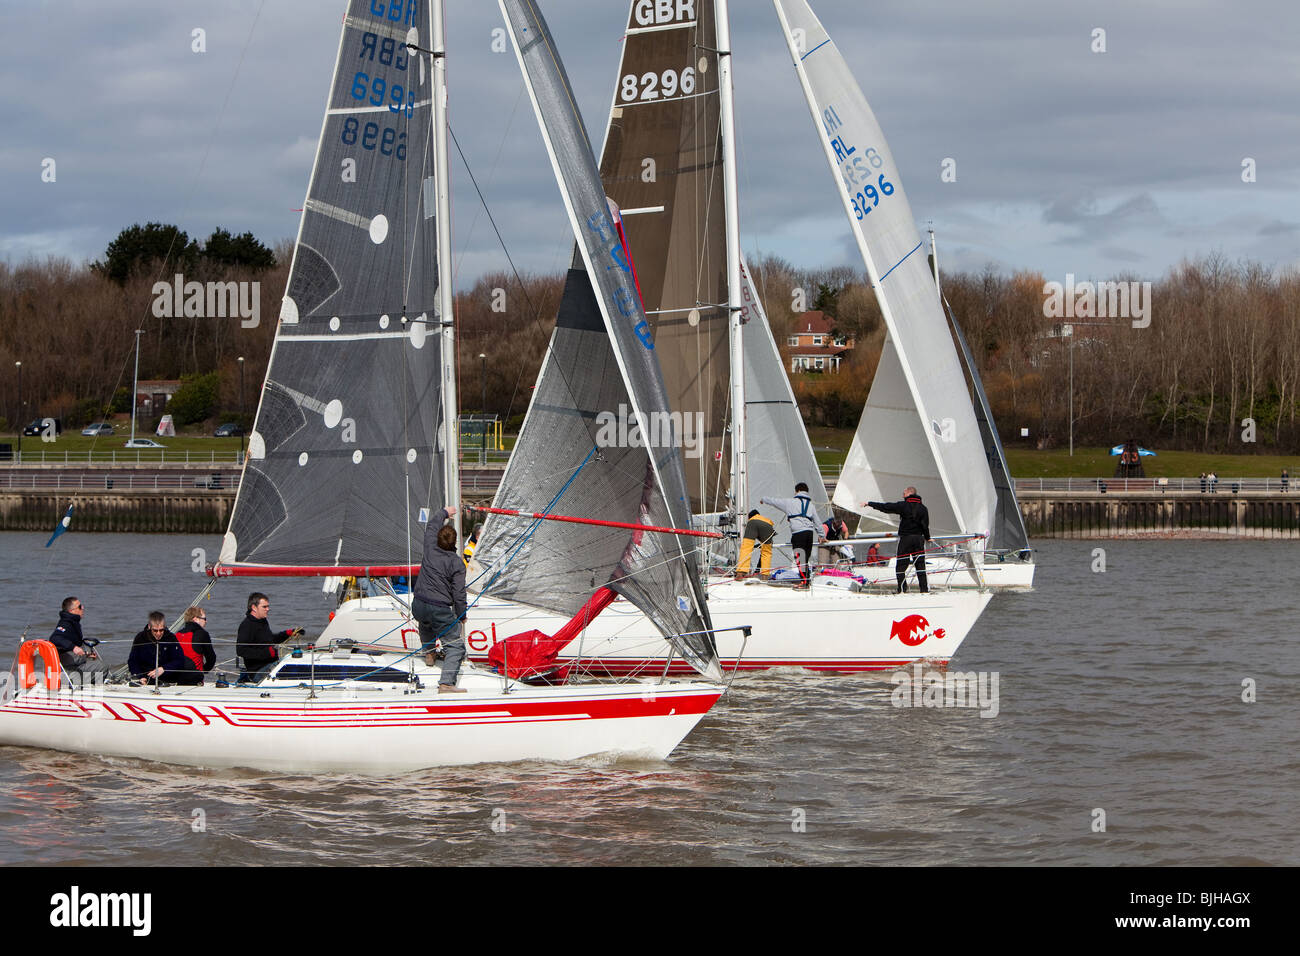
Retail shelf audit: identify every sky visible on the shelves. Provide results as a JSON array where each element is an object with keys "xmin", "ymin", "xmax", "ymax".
[{"xmin": 2, "ymin": 0, "xmax": 1298, "ymax": 288}]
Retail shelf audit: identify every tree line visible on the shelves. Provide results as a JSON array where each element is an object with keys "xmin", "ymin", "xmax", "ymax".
[{"xmin": 4, "ymin": 225, "xmax": 1298, "ymax": 454}]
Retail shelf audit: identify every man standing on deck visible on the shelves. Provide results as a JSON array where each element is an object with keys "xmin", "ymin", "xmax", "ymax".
[
  {"xmin": 412, "ymin": 505, "xmax": 467, "ymax": 692},
  {"xmin": 760, "ymin": 483, "xmax": 822, "ymax": 588},
  {"xmin": 864, "ymin": 488, "xmax": 931, "ymax": 594},
  {"xmin": 735, "ymin": 509, "xmax": 776, "ymax": 580}
]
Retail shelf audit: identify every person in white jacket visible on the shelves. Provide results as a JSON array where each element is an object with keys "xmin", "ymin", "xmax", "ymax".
[{"xmin": 759, "ymin": 483, "xmax": 822, "ymax": 588}]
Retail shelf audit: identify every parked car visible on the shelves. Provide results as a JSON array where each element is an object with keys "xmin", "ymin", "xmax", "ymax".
[
  {"xmin": 22, "ymin": 418, "xmax": 62, "ymax": 437},
  {"xmin": 213, "ymin": 422, "xmax": 245, "ymax": 437},
  {"xmin": 193, "ymin": 473, "xmax": 226, "ymax": 489},
  {"xmin": 82, "ymin": 422, "xmax": 114, "ymax": 436},
  {"xmin": 124, "ymin": 438, "xmax": 166, "ymax": 448}
]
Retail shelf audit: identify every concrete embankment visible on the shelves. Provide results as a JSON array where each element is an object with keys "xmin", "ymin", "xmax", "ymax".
[
  {"xmin": 4, "ymin": 469, "xmax": 1299, "ymax": 538},
  {"xmin": 1019, "ymin": 490, "xmax": 1300, "ymax": 538}
]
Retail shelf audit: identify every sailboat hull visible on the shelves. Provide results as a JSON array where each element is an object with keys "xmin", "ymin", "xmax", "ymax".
[
  {"xmin": 322, "ymin": 584, "xmax": 993, "ymax": 676},
  {"xmin": 848, "ymin": 557, "xmax": 1036, "ymax": 590},
  {"xmin": 0, "ymin": 669, "xmax": 721, "ymax": 772}
]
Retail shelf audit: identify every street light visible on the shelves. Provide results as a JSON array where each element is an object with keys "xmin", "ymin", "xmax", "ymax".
[
  {"xmin": 237, "ymin": 356, "xmax": 245, "ymax": 461},
  {"xmin": 479, "ymin": 352, "xmax": 487, "ymax": 466},
  {"xmin": 14, "ymin": 361, "xmax": 21, "ymax": 464}
]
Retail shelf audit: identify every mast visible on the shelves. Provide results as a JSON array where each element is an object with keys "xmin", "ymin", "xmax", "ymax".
[
  {"xmin": 716, "ymin": 0, "xmax": 746, "ymax": 528},
  {"xmin": 431, "ymin": 0, "xmax": 460, "ymax": 534}
]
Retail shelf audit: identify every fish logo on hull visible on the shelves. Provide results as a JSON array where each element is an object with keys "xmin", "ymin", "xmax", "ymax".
[{"xmin": 889, "ymin": 614, "xmax": 946, "ymax": 647}]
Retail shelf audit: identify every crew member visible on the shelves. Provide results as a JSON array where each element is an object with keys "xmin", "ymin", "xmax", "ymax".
[
  {"xmin": 760, "ymin": 483, "xmax": 822, "ymax": 588},
  {"xmin": 412, "ymin": 505, "xmax": 468, "ymax": 692},
  {"xmin": 864, "ymin": 487, "xmax": 931, "ymax": 594},
  {"xmin": 175, "ymin": 606, "xmax": 217, "ymax": 675},
  {"xmin": 735, "ymin": 509, "xmax": 775, "ymax": 580},
  {"xmin": 47, "ymin": 596, "xmax": 110, "ymax": 683},
  {"xmin": 237, "ymin": 592, "xmax": 302, "ymax": 681},
  {"xmin": 128, "ymin": 611, "xmax": 202, "ymax": 685}
]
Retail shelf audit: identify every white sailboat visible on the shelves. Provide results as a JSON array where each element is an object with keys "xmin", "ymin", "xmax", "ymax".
[
  {"xmin": 322, "ymin": 0, "xmax": 993, "ymax": 676},
  {"xmin": 772, "ymin": 0, "xmax": 1034, "ymax": 593},
  {"xmin": 0, "ymin": 0, "xmax": 724, "ymax": 771}
]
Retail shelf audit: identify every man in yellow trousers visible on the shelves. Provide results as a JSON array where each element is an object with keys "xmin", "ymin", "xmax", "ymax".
[{"xmin": 735, "ymin": 509, "xmax": 776, "ymax": 580}]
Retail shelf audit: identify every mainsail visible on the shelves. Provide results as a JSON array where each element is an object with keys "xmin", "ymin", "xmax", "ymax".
[
  {"xmin": 774, "ymin": 0, "xmax": 995, "ymax": 541},
  {"xmin": 475, "ymin": 0, "xmax": 720, "ymax": 680},
  {"xmin": 222, "ymin": 1, "xmax": 452, "ymax": 568},
  {"xmin": 596, "ymin": 1, "xmax": 731, "ymax": 514}
]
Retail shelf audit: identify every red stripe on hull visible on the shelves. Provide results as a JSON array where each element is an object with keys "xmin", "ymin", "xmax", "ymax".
[{"xmin": 468, "ymin": 655, "xmax": 949, "ymax": 676}]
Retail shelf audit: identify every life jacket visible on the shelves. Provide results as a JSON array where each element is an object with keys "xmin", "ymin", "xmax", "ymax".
[{"xmin": 176, "ymin": 626, "xmax": 204, "ymax": 671}]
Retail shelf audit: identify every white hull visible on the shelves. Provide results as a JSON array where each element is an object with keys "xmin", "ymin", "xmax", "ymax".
[
  {"xmin": 847, "ymin": 556, "xmax": 1036, "ymax": 590},
  {"xmin": 322, "ymin": 579, "xmax": 993, "ymax": 676},
  {"xmin": 0, "ymin": 659, "xmax": 721, "ymax": 773}
]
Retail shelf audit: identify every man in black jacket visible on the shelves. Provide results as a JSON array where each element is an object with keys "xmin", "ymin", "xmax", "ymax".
[
  {"xmin": 47, "ymin": 596, "xmax": 110, "ymax": 682},
  {"xmin": 128, "ymin": 611, "xmax": 201, "ymax": 685},
  {"xmin": 865, "ymin": 487, "xmax": 931, "ymax": 594},
  {"xmin": 236, "ymin": 592, "xmax": 302, "ymax": 681}
]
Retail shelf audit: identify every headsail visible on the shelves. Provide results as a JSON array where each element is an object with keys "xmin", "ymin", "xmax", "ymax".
[
  {"xmin": 476, "ymin": 0, "xmax": 720, "ymax": 680},
  {"xmin": 773, "ymin": 0, "xmax": 994, "ymax": 540},
  {"xmin": 597, "ymin": 1, "xmax": 731, "ymax": 515},
  {"xmin": 222, "ymin": 1, "xmax": 450, "ymax": 568},
  {"xmin": 740, "ymin": 258, "xmax": 828, "ymax": 517}
]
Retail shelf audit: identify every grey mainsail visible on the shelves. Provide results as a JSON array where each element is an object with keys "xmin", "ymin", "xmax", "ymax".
[
  {"xmin": 221, "ymin": 1, "xmax": 449, "ymax": 568},
  {"xmin": 476, "ymin": 0, "xmax": 720, "ymax": 680},
  {"xmin": 597, "ymin": 1, "xmax": 731, "ymax": 514}
]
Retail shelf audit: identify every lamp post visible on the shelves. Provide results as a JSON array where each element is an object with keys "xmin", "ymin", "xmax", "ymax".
[
  {"xmin": 1066, "ymin": 324, "xmax": 1074, "ymax": 457},
  {"xmin": 129, "ymin": 329, "xmax": 144, "ymax": 444},
  {"xmin": 479, "ymin": 352, "xmax": 487, "ymax": 466},
  {"xmin": 14, "ymin": 361, "xmax": 21, "ymax": 464},
  {"xmin": 237, "ymin": 355, "xmax": 245, "ymax": 461}
]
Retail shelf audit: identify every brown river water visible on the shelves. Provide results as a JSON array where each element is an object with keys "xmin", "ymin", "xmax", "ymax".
[{"xmin": 0, "ymin": 532, "xmax": 1295, "ymax": 865}]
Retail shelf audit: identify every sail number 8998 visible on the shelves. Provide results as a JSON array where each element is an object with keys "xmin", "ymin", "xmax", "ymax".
[
  {"xmin": 621, "ymin": 67, "xmax": 696, "ymax": 102},
  {"xmin": 341, "ymin": 117, "xmax": 407, "ymax": 160}
]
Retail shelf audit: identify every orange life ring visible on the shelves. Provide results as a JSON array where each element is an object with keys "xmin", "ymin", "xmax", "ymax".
[{"xmin": 17, "ymin": 640, "xmax": 62, "ymax": 691}]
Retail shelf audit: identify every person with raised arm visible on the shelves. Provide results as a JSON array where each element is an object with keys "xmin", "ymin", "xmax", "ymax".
[{"xmin": 864, "ymin": 488, "xmax": 931, "ymax": 594}]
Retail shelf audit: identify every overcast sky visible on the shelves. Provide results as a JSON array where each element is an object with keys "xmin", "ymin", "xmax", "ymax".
[{"xmin": 3, "ymin": 0, "xmax": 1297, "ymax": 287}]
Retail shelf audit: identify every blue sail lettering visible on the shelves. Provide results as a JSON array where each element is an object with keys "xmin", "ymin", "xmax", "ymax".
[{"xmin": 633, "ymin": 318, "xmax": 655, "ymax": 349}]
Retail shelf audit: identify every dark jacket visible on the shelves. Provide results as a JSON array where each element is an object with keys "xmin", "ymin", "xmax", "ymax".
[
  {"xmin": 48, "ymin": 610, "xmax": 89, "ymax": 654},
  {"xmin": 237, "ymin": 614, "xmax": 290, "ymax": 671},
  {"xmin": 127, "ymin": 628, "xmax": 190, "ymax": 678},
  {"xmin": 868, "ymin": 495, "xmax": 930, "ymax": 539},
  {"xmin": 414, "ymin": 508, "xmax": 466, "ymax": 618},
  {"xmin": 175, "ymin": 622, "xmax": 217, "ymax": 672},
  {"xmin": 742, "ymin": 513, "xmax": 775, "ymax": 544}
]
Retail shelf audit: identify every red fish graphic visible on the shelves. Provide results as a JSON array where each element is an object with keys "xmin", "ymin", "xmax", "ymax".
[{"xmin": 889, "ymin": 615, "xmax": 946, "ymax": 647}]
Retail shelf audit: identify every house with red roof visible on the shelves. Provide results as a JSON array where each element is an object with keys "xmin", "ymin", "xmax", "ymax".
[{"xmin": 784, "ymin": 311, "xmax": 854, "ymax": 373}]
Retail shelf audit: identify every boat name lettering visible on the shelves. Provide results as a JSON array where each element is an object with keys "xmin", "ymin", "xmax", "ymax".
[
  {"xmin": 620, "ymin": 66, "xmax": 697, "ymax": 102},
  {"xmin": 367, "ymin": 0, "xmax": 420, "ymax": 27},
  {"xmin": 357, "ymin": 30, "xmax": 410, "ymax": 72},
  {"xmin": 467, "ymin": 622, "xmax": 498, "ymax": 653},
  {"xmin": 634, "ymin": 0, "xmax": 695, "ymax": 27}
]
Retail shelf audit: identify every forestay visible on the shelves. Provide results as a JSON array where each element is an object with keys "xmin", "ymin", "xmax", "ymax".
[
  {"xmin": 476, "ymin": 0, "xmax": 720, "ymax": 681},
  {"xmin": 222, "ymin": 1, "xmax": 449, "ymax": 568},
  {"xmin": 597, "ymin": 0, "xmax": 731, "ymax": 514},
  {"xmin": 774, "ymin": 0, "xmax": 994, "ymax": 540}
]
